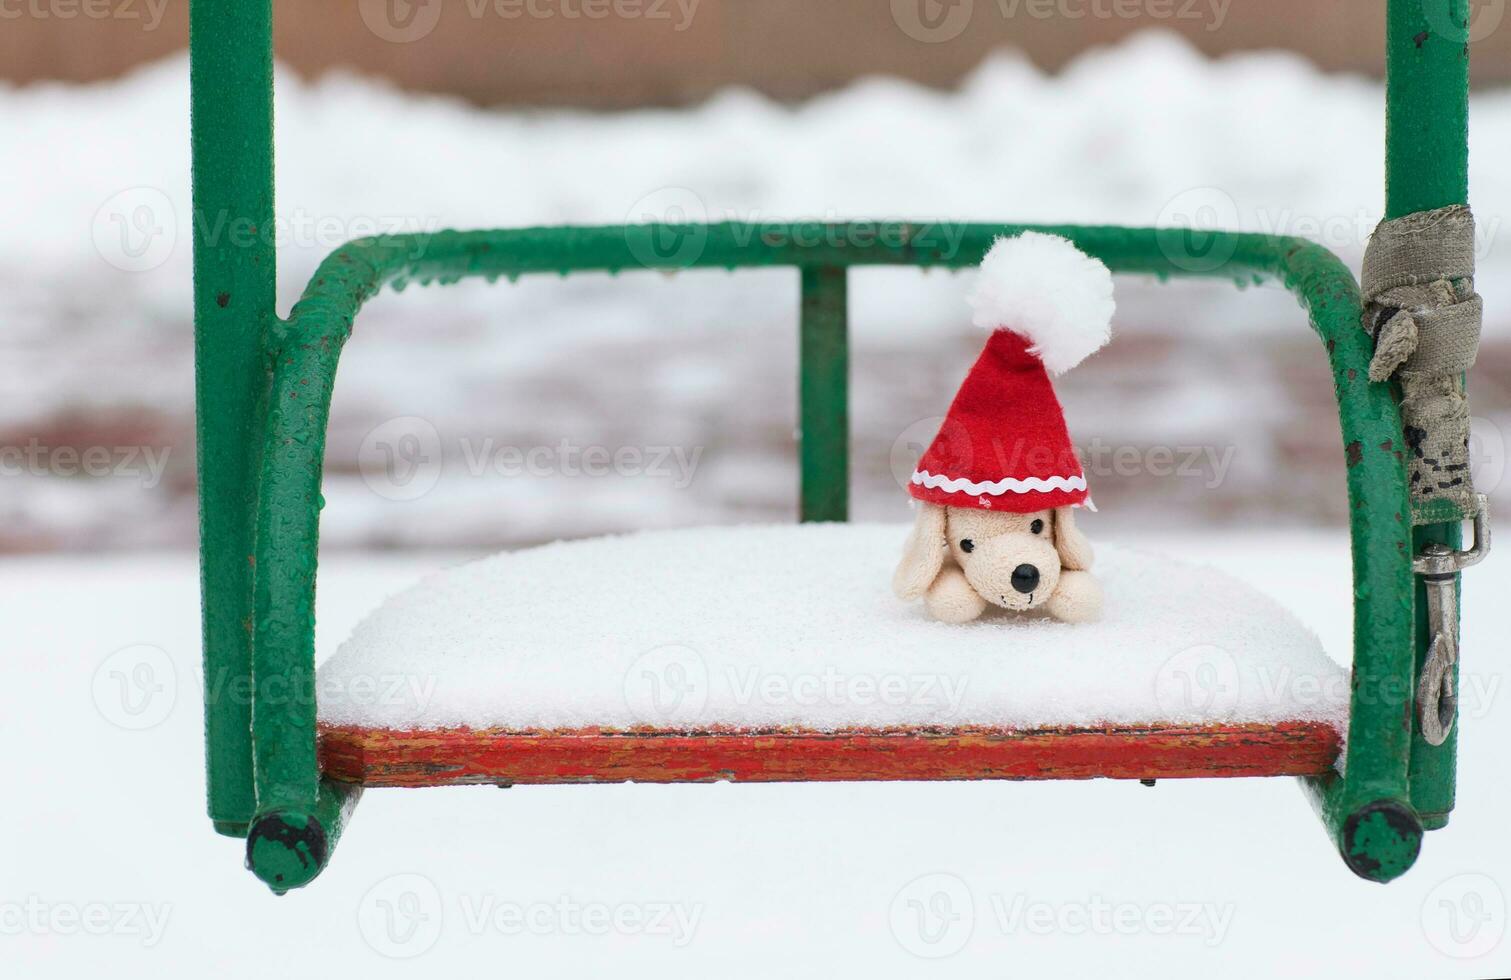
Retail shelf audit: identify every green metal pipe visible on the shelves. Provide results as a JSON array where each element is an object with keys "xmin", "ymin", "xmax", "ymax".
[
  {"xmin": 1384, "ymin": 0, "xmax": 1473, "ymax": 830},
  {"xmin": 799, "ymin": 267, "xmax": 849, "ymax": 522},
  {"xmin": 250, "ymin": 345, "xmax": 332, "ymax": 817},
  {"xmin": 190, "ymin": 0, "xmax": 275, "ymax": 836},
  {"xmin": 1410, "ymin": 519, "xmax": 1462, "ymax": 829},
  {"xmin": 245, "ymin": 223, "xmax": 1415, "ymax": 885},
  {"xmin": 280, "ymin": 223, "xmax": 1314, "ymax": 307},
  {"xmin": 1384, "ymin": 0, "xmax": 1470, "ymax": 219},
  {"xmin": 1302, "ymin": 774, "xmax": 1422, "ymax": 882},
  {"xmin": 246, "ymin": 778, "xmax": 362, "ymax": 894}
]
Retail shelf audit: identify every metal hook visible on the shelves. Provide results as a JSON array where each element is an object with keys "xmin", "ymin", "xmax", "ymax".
[{"xmin": 1413, "ymin": 494, "xmax": 1491, "ymax": 747}]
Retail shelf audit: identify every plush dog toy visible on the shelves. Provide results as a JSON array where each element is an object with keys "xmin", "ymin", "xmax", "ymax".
[
  {"xmin": 893, "ymin": 231, "xmax": 1114, "ymax": 624},
  {"xmin": 893, "ymin": 502, "xmax": 1100, "ymax": 624}
]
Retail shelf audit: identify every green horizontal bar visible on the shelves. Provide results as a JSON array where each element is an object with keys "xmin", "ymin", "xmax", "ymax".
[{"xmin": 282, "ymin": 223, "xmax": 1305, "ymax": 315}]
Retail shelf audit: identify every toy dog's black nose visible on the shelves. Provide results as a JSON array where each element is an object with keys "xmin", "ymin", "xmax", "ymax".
[{"xmin": 1011, "ymin": 564, "xmax": 1040, "ymax": 594}]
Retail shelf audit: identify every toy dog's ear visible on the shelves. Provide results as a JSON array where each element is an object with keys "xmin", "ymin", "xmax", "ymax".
[
  {"xmin": 1053, "ymin": 506, "xmax": 1094, "ymax": 571},
  {"xmin": 893, "ymin": 502, "xmax": 948, "ymax": 600}
]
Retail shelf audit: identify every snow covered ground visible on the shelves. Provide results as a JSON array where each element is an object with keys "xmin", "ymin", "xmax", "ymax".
[
  {"xmin": 6, "ymin": 530, "xmax": 1509, "ymax": 977},
  {"xmin": 5, "ymin": 31, "xmax": 1511, "ymax": 550}
]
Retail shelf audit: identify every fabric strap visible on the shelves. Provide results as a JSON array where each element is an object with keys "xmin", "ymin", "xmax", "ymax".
[{"xmin": 1361, "ymin": 204, "xmax": 1482, "ymax": 520}]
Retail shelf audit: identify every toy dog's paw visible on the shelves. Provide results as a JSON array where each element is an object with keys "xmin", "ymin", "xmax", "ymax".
[
  {"xmin": 925, "ymin": 567, "xmax": 988, "ymax": 624},
  {"xmin": 1046, "ymin": 569, "xmax": 1102, "ymax": 623}
]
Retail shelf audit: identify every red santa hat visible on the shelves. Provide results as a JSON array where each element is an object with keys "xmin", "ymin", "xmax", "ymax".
[{"xmin": 909, "ymin": 232, "xmax": 1114, "ymax": 511}]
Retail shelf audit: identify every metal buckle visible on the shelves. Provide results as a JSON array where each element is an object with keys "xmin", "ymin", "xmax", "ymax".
[{"xmin": 1413, "ymin": 493, "xmax": 1491, "ymax": 747}]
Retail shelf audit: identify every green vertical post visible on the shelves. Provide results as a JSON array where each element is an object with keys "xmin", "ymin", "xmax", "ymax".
[
  {"xmin": 1385, "ymin": 0, "xmax": 1471, "ymax": 829},
  {"xmin": 190, "ymin": 0, "xmax": 276, "ymax": 836},
  {"xmin": 1384, "ymin": 0, "xmax": 1470, "ymax": 217},
  {"xmin": 798, "ymin": 266, "xmax": 849, "ymax": 522}
]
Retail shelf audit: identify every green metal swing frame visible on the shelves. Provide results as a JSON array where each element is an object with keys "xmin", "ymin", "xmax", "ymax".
[{"xmin": 190, "ymin": 0, "xmax": 1478, "ymax": 891}]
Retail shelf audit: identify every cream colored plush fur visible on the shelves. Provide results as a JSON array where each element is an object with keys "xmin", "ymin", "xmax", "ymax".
[{"xmin": 892, "ymin": 503, "xmax": 1102, "ymax": 624}]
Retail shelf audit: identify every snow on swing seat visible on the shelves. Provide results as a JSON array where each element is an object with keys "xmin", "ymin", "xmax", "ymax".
[{"xmin": 315, "ymin": 524, "xmax": 1348, "ymax": 786}]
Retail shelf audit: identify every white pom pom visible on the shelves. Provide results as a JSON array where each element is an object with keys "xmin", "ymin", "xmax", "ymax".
[{"xmin": 966, "ymin": 232, "xmax": 1115, "ymax": 375}]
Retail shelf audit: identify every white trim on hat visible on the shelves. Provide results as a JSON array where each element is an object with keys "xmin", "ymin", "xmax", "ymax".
[{"xmin": 910, "ymin": 469, "xmax": 1088, "ymax": 497}]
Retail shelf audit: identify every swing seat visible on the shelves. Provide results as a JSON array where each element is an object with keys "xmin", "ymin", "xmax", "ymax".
[{"xmin": 316, "ymin": 524, "xmax": 1347, "ymax": 786}]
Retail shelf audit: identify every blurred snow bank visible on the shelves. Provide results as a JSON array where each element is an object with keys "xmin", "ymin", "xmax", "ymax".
[{"xmin": 3, "ymin": 31, "xmax": 1510, "ymax": 550}]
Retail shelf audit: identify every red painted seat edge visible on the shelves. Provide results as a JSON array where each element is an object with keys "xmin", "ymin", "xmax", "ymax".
[{"xmin": 318, "ymin": 721, "xmax": 1343, "ymax": 787}]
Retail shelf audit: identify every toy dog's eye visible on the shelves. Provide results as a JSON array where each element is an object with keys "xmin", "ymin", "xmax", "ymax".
[
  {"xmin": 959, "ymin": 539, "xmax": 974, "ymax": 553},
  {"xmin": 1030, "ymin": 519, "xmax": 1045, "ymax": 535}
]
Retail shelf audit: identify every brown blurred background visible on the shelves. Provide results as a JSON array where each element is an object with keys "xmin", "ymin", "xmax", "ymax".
[
  {"xmin": 7, "ymin": 0, "xmax": 1510, "ymax": 552},
  {"xmin": 7, "ymin": 0, "xmax": 1509, "ymax": 107}
]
